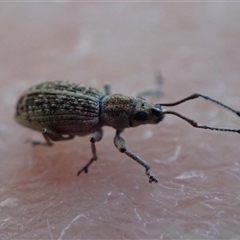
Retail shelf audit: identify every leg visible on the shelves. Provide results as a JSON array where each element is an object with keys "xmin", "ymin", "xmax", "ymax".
[
  {"xmin": 136, "ymin": 73, "xmax": 163, "ymax": 99},
  {"xmin": 114, "ymin": 130, "xmax": 158, "ymax": 183},
  {"xmin": 27, "ymin": 128, "xmax": 74, "ymax": 146},
  {"xmin": 77, "ymin": 128, "xmax": 104, "ymax": 175},
  {"xmin": 104, "ymin": 83, "xmax": 111, "ymax": 95}
]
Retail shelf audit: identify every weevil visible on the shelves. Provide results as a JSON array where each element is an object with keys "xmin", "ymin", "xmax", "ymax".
[{"xmin": 15, "ymin": 80, "xmax": 240, "ymax": 183}]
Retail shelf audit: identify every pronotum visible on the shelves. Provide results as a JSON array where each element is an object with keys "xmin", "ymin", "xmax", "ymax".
[{"xmin": 15, "ymin": 81, "xmax": 240, "ymax": 183}]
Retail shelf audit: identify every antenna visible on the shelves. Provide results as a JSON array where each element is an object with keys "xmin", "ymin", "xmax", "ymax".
[{"xmin": 160, "ymin": 93, "xmax": 240, "ymax": 133}]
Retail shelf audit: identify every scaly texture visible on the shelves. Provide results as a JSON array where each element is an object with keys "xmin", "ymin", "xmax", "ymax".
[{"xmin": 16, "ymin": 81, "xmax": 105, "ymax": 135}]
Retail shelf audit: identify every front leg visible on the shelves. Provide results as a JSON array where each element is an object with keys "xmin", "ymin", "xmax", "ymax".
[
  {"xmin": 77, "ymin": 128, "xmax": 104, "ymax": 176},
  {"xmin": 27, "ymin": 128, "xmax": 74, "ymax": 146},
  {"xmin": 114, "ymin": 130, "xmax": 158, "ymax": 183},
  {"xmin": 136, "ymin": 73, "xmax": 163, "ymax": 99}
]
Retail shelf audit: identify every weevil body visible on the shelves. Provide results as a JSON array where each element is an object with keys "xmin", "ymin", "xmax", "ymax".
[
  {"xmin": 16, "ymin": 82, "xmax": 108, "ymax": 136},
  {"xmin": 16, "ymin": 80, "xmax": 240, "ymax": 183}
]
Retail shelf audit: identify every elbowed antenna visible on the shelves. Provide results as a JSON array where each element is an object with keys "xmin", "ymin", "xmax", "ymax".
[
  {"xmin": 163, "ymin": 110, "xmax": 240, "ymax": 133},
  {"xmin": 158, "ymin": 93, "xmax": 240, "ymax": 134},
  {"xmin": 160, "ymin": 93, "xmax": 240, "ymax": 117}
]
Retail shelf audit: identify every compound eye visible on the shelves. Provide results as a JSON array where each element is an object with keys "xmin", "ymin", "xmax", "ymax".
[{"xmin": 133, "ymin": 111, "xmax": 148, "ymax": 121}]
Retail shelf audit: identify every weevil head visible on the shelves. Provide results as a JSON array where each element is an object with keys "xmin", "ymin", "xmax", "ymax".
[
  {"xmin": 101, "ymin": 94, "xmax": 165, "ymax": 130},
  {"xmin": 130, "ymin": 100, "xmax": 165, "ymax": 127}
]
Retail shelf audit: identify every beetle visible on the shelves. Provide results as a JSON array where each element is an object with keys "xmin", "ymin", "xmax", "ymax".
[{"xmin": 15, "ymin": 80, "xmax": 240, "ymax": 183}]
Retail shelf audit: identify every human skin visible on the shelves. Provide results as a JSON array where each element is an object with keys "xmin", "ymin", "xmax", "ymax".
[{"xmin": 1, "ymin": 3, "xmax": 240, "ymax": 239}]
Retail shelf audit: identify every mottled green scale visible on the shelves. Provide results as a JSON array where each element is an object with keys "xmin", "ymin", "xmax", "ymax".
[{"xmin": 16, "ymin": 81, "xmax": 105, "ymax": 135}]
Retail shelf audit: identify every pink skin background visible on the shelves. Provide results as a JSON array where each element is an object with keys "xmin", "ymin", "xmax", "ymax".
[{"xmin": 1, "ymin": 2, "xmax": 240, "ymax": 239}]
